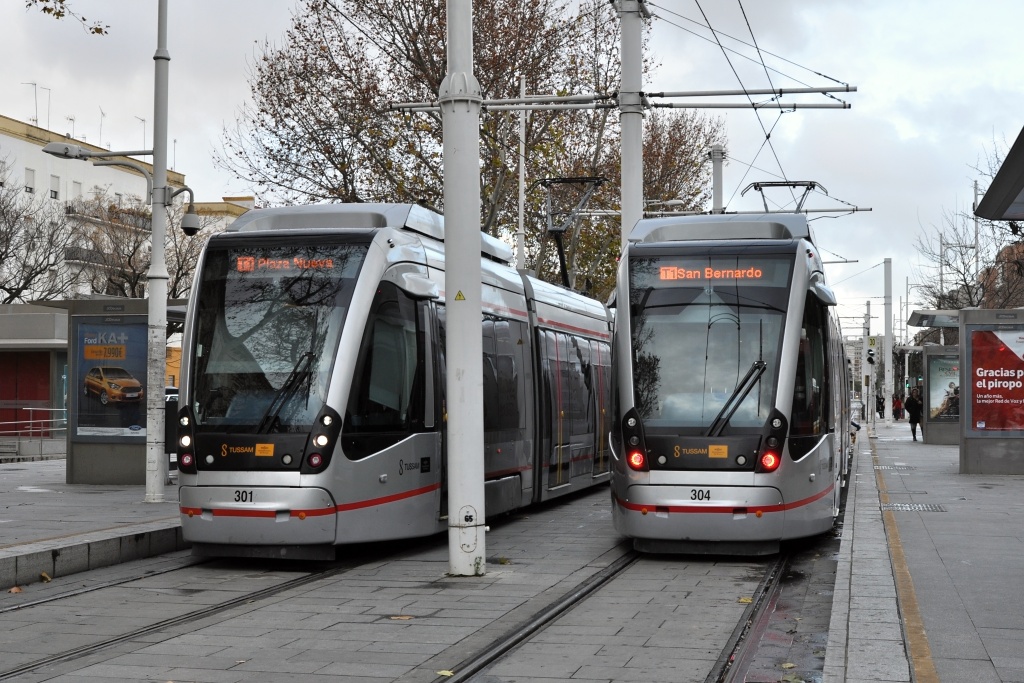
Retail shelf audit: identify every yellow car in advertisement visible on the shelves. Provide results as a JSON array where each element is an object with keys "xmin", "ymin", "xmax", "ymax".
[{"xmin": 83, "ymin": 366, "xmax": 144, "ymax": 406}]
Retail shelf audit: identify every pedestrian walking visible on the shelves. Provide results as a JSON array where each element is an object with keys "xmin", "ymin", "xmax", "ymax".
[
  {"xmin": 893, "ymin": 395, "xmax": 903, "ymax": 421},
  {"xmin": 904, "ymin": 388, "xmax": 923, "ymax": 441}
]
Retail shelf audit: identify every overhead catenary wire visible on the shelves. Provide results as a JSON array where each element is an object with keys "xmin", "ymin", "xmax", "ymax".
[
  {"xmin": 690, "ymin": 0, "xmax": 794, "ymax": 208},
  {"xmin": 646, "ymin": 1, "xmax": 852, "ymax": 93}
]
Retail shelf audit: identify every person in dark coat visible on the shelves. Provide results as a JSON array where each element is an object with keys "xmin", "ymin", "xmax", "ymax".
[{"xmin": 904, "ymin": 387, "xmax": 924, "ymax": 441}]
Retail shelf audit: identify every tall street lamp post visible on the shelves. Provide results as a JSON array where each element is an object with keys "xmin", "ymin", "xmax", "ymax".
[
  {"xmin": 43, "ymin": 0, "xmax": 196, "ymax": 503},
  {"xmin": 146, "ymin": 0, "xmax": 172, "ymax": 503}
]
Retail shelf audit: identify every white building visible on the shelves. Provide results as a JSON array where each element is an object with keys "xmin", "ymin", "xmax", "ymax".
[
  {"xmin": 0, "ymin": 113, "xmax": 251, "ymax": 298},
  {"xmin": 0, "ymin": 113, "xmax": 251, "ymax": 440}
]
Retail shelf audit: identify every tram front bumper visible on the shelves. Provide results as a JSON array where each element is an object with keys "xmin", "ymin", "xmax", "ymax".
[
  {"xmin": 611, "ymin": 485, "xmax": 785, "ymax": 542},
  {"xmin": 179, "ymin": 486, "xmax": 337, "ymax": 546}
]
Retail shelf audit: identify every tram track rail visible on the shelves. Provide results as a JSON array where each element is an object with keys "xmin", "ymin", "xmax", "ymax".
[
  {"xmin": 0, "ymin": 559, "xmax": 359, "ymax": 681},
  {"xmin": 706, "ymin": 552, "xmax": 791, "ymax": 683},
  {"xmin": 433, "ymin": 547, "xmax": 792, "ymax": 683},
  {"xmin": 433, "ymin": 544, "xmax": 640, "ymax": 683},
  {"xmin": 0, "ymin": 553, "xmax": 210, "ymax": 616}
]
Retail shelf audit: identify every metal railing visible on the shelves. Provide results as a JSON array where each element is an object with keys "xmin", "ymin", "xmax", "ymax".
[{"xmin": 0, "ymin": 408, "xmax": 68, "ymax": 438}]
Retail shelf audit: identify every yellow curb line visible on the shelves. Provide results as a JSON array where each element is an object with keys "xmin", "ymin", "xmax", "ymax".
[{"xmin": 872, "ymin": 441, "xmax": 939, "ymax": 683}]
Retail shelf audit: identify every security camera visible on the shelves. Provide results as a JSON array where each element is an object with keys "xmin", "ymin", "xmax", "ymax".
[{"xmin": 180, "ymin": 206, "xmax": 200, "ymax": 236}]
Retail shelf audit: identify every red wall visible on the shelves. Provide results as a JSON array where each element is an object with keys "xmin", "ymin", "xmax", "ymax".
[{"xmin": 0, "ymin": 352, "xmax": 51, "ymax": 436}]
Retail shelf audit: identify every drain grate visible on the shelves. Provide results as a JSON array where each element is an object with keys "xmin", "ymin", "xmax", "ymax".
[
  {"xmin": 875, "ymin": 465, "xmax": 915, "ymax": 471},
  {"xmin": 881, "ymin": 503, "xmax": 946, "ymax": 512}
]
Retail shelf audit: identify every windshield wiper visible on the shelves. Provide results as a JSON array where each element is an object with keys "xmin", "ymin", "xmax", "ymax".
[
  {"xmin": 706, "ymin": 360, "xmax": 766, "ymax": 438},
  {"xmin": 257, "ymin": 352, "xmax": 315, "ymax": 434}
]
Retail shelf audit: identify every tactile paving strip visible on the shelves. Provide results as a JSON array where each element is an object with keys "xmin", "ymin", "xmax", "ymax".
[{"xmin": 880, "ymin": 503, "xmax": 946, "ymax": 512}]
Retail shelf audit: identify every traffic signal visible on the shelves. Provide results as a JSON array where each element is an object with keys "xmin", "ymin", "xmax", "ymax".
[{"xmin": 867, "ymin": 349, "xmax": 876, "ymax": 365}]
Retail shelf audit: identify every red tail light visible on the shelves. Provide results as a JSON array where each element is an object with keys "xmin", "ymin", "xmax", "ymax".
[
  {"xmin": 759, "ymin": 451, "xmax": 781, "ymax": 472},
  {"xmin": 627, "ymin": 450, "xmax": 647, "ymax": 471},
  {"xmin": 308, "ymin": 453, "xmax": 324, "ymax": 468},
  {"xmin": 179, "ymin": 453, "xmax": 194, "ymax": 468}
]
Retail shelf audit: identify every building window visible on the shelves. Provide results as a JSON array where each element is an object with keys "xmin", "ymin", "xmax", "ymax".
[
  {"xmin": 50, "ymin": 175, "xmax": 60, "ymax": 200},
  {"xmin": 72, "ymin": 181, "xmax": 83, "ymax": 198},
  {"xmin": 24, "ymin": 168, "xmax": 35, "ymax": 194}
]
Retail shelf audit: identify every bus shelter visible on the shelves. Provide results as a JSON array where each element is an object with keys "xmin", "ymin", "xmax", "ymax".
[
  {"xmin": 959, "ymin": 308, "xmax": 1024, "ymax": 474},
  {"xmin": 908, "ymin": 310, "xmax": 961, "ymax": 446}
]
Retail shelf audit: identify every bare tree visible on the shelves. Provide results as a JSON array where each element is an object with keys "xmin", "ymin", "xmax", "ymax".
[
  {"xmin": 68, "ymin": 192, "xmax": 153, "ymax": 298},
  {"xmin": 24, "ymin": 0, "xmax": 107, "ymax": 34},
  {"xmin": 0, "ymin": 157, "xmax": 80, "ymax": 303},
  {"xmin": 218, "ymin": 0, "xmax": 726, "ymax": 301},
  {"xmin": 912, "ymin": 187, "xmax": 1024, "ymax": 346},
  {"xmin": 66, "ymin": 190, "xmax": 220, "ymax": 303}
]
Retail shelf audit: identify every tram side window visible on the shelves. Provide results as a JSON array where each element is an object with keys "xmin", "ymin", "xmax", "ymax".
[
  {"xmin": 343, "ymin": 282, "xmax": 424, "ymax": 456},
  {"xmin": 592, "ymin": 340, "xmax": 612, "ymax": 473},
  {"xmin": 484, "ymin": 318, "xmax": 521, "ymax": 435},
  {"xmin": 790, "ymin": 298, "xmax": 828, "ymax": 455},
  {"xmin": 435, "ymin": 307, "xmax": 523, "ymax": 440},
  {"xmin": 570, "ymin": 337, "xmax": 593, "ymax": 441}
]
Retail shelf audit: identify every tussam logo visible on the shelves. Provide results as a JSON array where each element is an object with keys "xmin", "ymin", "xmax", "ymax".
[{"xmin": 221, "ymin": 444, "xmax": 256, "ymax": 456}]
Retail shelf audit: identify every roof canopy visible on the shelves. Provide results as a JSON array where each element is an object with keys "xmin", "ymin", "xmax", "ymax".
[
  {"xmin": 908, "ymin": 309, "xmax": 960, "ymax": 328},
  {"xmin": 975, "ymin": 125, "xmax": 1024, "ymax": 221}
]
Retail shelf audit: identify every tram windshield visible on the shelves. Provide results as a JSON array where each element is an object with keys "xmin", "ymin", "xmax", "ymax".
[
  {"xmin": 628, "ymin": 253, "xmax": 793, "ymax": 431},
  {"xmin": 190, "ymin": 238, "xmax": 367, "ymax": 432}
]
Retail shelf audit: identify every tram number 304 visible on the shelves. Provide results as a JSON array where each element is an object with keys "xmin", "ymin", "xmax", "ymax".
[
  {"xmin": 234, "ymin": 490, "xmax": 254, "ymax": 503},
  {"xmin": 690, "ymin": 489, "xmax": 711, "ymax": 501}
]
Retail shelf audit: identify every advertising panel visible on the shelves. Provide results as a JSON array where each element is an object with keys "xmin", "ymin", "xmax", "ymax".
[
  {"xmin": 927, "ymin": 355, "xmax": 960, "ymax": 422},
  {"xmin": 970, "ymin": 328, "xmax": 1024, "ymax": 432},
  {"xmin": 72, "ymin": 316, "xmax": 148, "ymax": 439}
]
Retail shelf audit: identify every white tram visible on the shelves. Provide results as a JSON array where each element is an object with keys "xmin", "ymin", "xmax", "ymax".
[
  {"xmin": 176, "ymin": 204, "xmax": 612, "ymax": 559},
  {"xmin": 610, "ymin": 213, "xmax": 852, "ymax": 555}
]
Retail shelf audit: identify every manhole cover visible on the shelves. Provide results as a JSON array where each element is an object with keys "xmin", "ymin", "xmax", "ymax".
[{"xmin": 880, "ymin": 503, "xmax": 946, "ymax": 512}]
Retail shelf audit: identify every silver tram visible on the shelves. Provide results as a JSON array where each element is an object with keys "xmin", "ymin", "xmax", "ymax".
[
  {"xmin": 610, "ymin": 213, "xmax": 852, "ymax": 555},
  {"xmin": 175, "ymin": 204, "xmax": 612, "ymax": 559}
]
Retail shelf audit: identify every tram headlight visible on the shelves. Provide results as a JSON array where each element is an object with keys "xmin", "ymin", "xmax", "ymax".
[
  {"xmin": 176, "ymin": 407, "xmax": 198, "ymax": 474},
  {"xmin": 314, "ymin": 434, "xmax": 329, "ymax": 447}
]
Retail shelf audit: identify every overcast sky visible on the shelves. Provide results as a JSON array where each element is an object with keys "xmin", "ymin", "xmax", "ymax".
[{"xmin": 3, "ymin": 0, "xmax": 1022, "ymax": 335}]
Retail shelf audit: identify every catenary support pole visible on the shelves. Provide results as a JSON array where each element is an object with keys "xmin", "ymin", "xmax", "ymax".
[
  {"xmin": 145, "ymin": 0, "xmax": 170, "ymax": 503},
  {"xmin": 711, "ymin": 143, "xmax": 724, "ymax": 213},
  {"xmin": 864, "ymin": 302, "xmax": 873, "ymax": 436},
  {"xmin": 884, "ymin": 258, "xmax": 893, "ymax": 426},
  {"xmin": 441, "ymin": 0, "xmax": 486, "ymax": 576},
  {"xmin": 517, "ymin": 75, "xmax": 526, "ymax": 271},
  {"xmin": 618, "ymin": 1, "xmax": 647, "ymax": 248}
]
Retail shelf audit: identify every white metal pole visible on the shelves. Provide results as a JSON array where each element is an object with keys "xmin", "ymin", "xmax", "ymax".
[
  {"xmin": 938, "ymin": 233, "xmax": 944, "ymax": 303},
  {"xmin": 517, "ymin": 75, "xmax": 526, "ymax": 271},
  {"xmin": 864, "ymin": 302, "xmax": 873, "ymax": 434},
  {"xmin": 441, "ymin": 0, "xmax": 486, "ymax": 576},
  {"xmin": 973, "ymin": 179, "xmax": 980, "ymax": 280},
  {"xmin": 618, "ymin": 1, "xmax": 645, "ymax": 249},
  {"xmin": 145, "ymin": 0, "xmax": 170, "ymax": 503},
  {"xmin": 711, "ymin": 143, "xmax": 724, "ymax": 213},
  {"xmin": 884, "ymin": 258, "xmax": 893, "ymax": 426}
]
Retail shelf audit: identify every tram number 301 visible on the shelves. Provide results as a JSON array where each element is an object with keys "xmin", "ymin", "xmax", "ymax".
[
  {"xmin": 690, "ymin": 489, "xmax": 711, "ymax": 501},
  {"xmin": 234, "ymin": 490, "xmax": 254, "ymax": 503}
]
